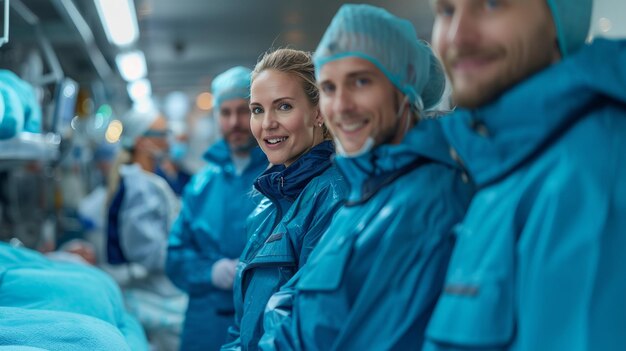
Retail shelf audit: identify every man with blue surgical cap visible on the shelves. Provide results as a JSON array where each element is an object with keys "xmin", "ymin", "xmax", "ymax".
[
  {"xmin": 424, "ymin": 0, "xmax": 626, "ymax": 350},
  {"xmin": 259, "ymin": 4, "xmax": 474, "ymax": 350},
  {"xmin": 166, "ymin": 66, "xmax": 268, "ymax": 351}
]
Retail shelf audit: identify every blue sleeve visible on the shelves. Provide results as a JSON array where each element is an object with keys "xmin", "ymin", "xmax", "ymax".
[{"xmin": 165, "ymin": 182, "xmax": 224, "ymax": 295}]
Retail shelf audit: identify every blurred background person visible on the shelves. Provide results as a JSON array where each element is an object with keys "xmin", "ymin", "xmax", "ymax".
[
  {"xmin": 105, "ymin": 104, "xmax": 187, "ymax": 351},
  {"xmin": 75, "ymin": 141, "xmax": 120, "ymax": 265},
  {"xmin": 157, "ymin": 131, "xmax": 192, "ymax": 196}
]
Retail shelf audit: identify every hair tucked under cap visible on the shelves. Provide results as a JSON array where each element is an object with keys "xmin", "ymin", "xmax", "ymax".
[
  {"xmin": 211, "ymin": 66, "xmax": 252, "ymax": 111},
  {"xmin": 313, "ymin": 4, "xmax": 445, "ymax": 112}
]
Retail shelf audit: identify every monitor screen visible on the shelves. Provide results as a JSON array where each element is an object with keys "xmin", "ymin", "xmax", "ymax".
[{"xmin": 52, "ymin": 78, "xmax": 78, "ymax": 133}]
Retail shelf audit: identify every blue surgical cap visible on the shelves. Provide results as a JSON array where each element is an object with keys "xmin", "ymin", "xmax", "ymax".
[
  {"xmin": 0, "ymin": 70, "xmax": 42, "ymax": 133},
  {"xmin": 314, "ymin": 4, "xmax": 445, "ymax": 112},
  {"xmin": 211, "ymin": 66, "xmax": 252, "ymax": 111},
  {"xmin": 546, "ymin": 0, "xmax": 593, "ymax": 57}
]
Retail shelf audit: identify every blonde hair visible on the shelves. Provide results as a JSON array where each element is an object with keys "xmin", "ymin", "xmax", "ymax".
[
  {"xmin": 252, "ymin": 48, "xmax": 330, "ymax": 139},
  {"xmin": 106, "ymin": 149, "xmax": 132, "ymax": 207}
]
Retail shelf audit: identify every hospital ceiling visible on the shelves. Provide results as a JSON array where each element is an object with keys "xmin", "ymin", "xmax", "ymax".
[{"xmin": 4, "ymin": 0, "xmax": 435, "ymax": 106}]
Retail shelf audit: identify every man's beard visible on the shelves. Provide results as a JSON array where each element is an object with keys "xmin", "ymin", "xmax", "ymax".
[{"xmin": 226, "ymin": 130, "xmax": 256, "ymax": 154}]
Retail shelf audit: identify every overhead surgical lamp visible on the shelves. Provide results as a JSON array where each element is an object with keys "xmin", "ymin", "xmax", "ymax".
[
  {"xmin": 94, "ymin": 0, "xmax": 138, "ymax": 47},
  {"xmin": 116, "ymin": 50, "xmax": 147, "ymax": 81},
  {"xmin": 127, "ymin": 78, "xmax": 152, "ymax": 102}
]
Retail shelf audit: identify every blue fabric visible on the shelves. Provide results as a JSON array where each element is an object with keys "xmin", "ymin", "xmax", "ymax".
[
  {"xmin": 223, "ymin": 140, "xmax": 348, "ymax": 351},
  {"xmin": 107, "ymin": 178, "xmax": 128, "ymax": 264},
  {"xmin": 0, "ymin": 80, "xmax": 24, "ymax": 139},
  {"xmin": 259, "ymin": 119, "xmax": 474, "ymax": 351},
  {"xmin": 424, "ymin": 39, "xmax": 626, "ymax": 351},
  {"xmin": 0, "ymin": 243, "xmax": 148, "ymax": 350},
  {"xmin": 116, "ymin": 163, "xmax": 181, "ymax": 276},
  {"xmin": 0, "ymin": 307, "xmax": 132, "ymax": 351},
  {"xmin": 166, "ymin": 140, "xmax": 268, "ymax": 351},
  {"xmin": 155, "ymin": 165, "xmax": 192, "ymax": 196},
  {"xmin": 0, "ymin": 70, "xmax": 41, "ymax": 134}
]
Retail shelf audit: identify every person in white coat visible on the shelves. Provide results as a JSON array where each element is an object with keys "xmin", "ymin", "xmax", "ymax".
[{"xmin": 106, "ymin": 105, "xmax": 187, "ymax": 351}]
